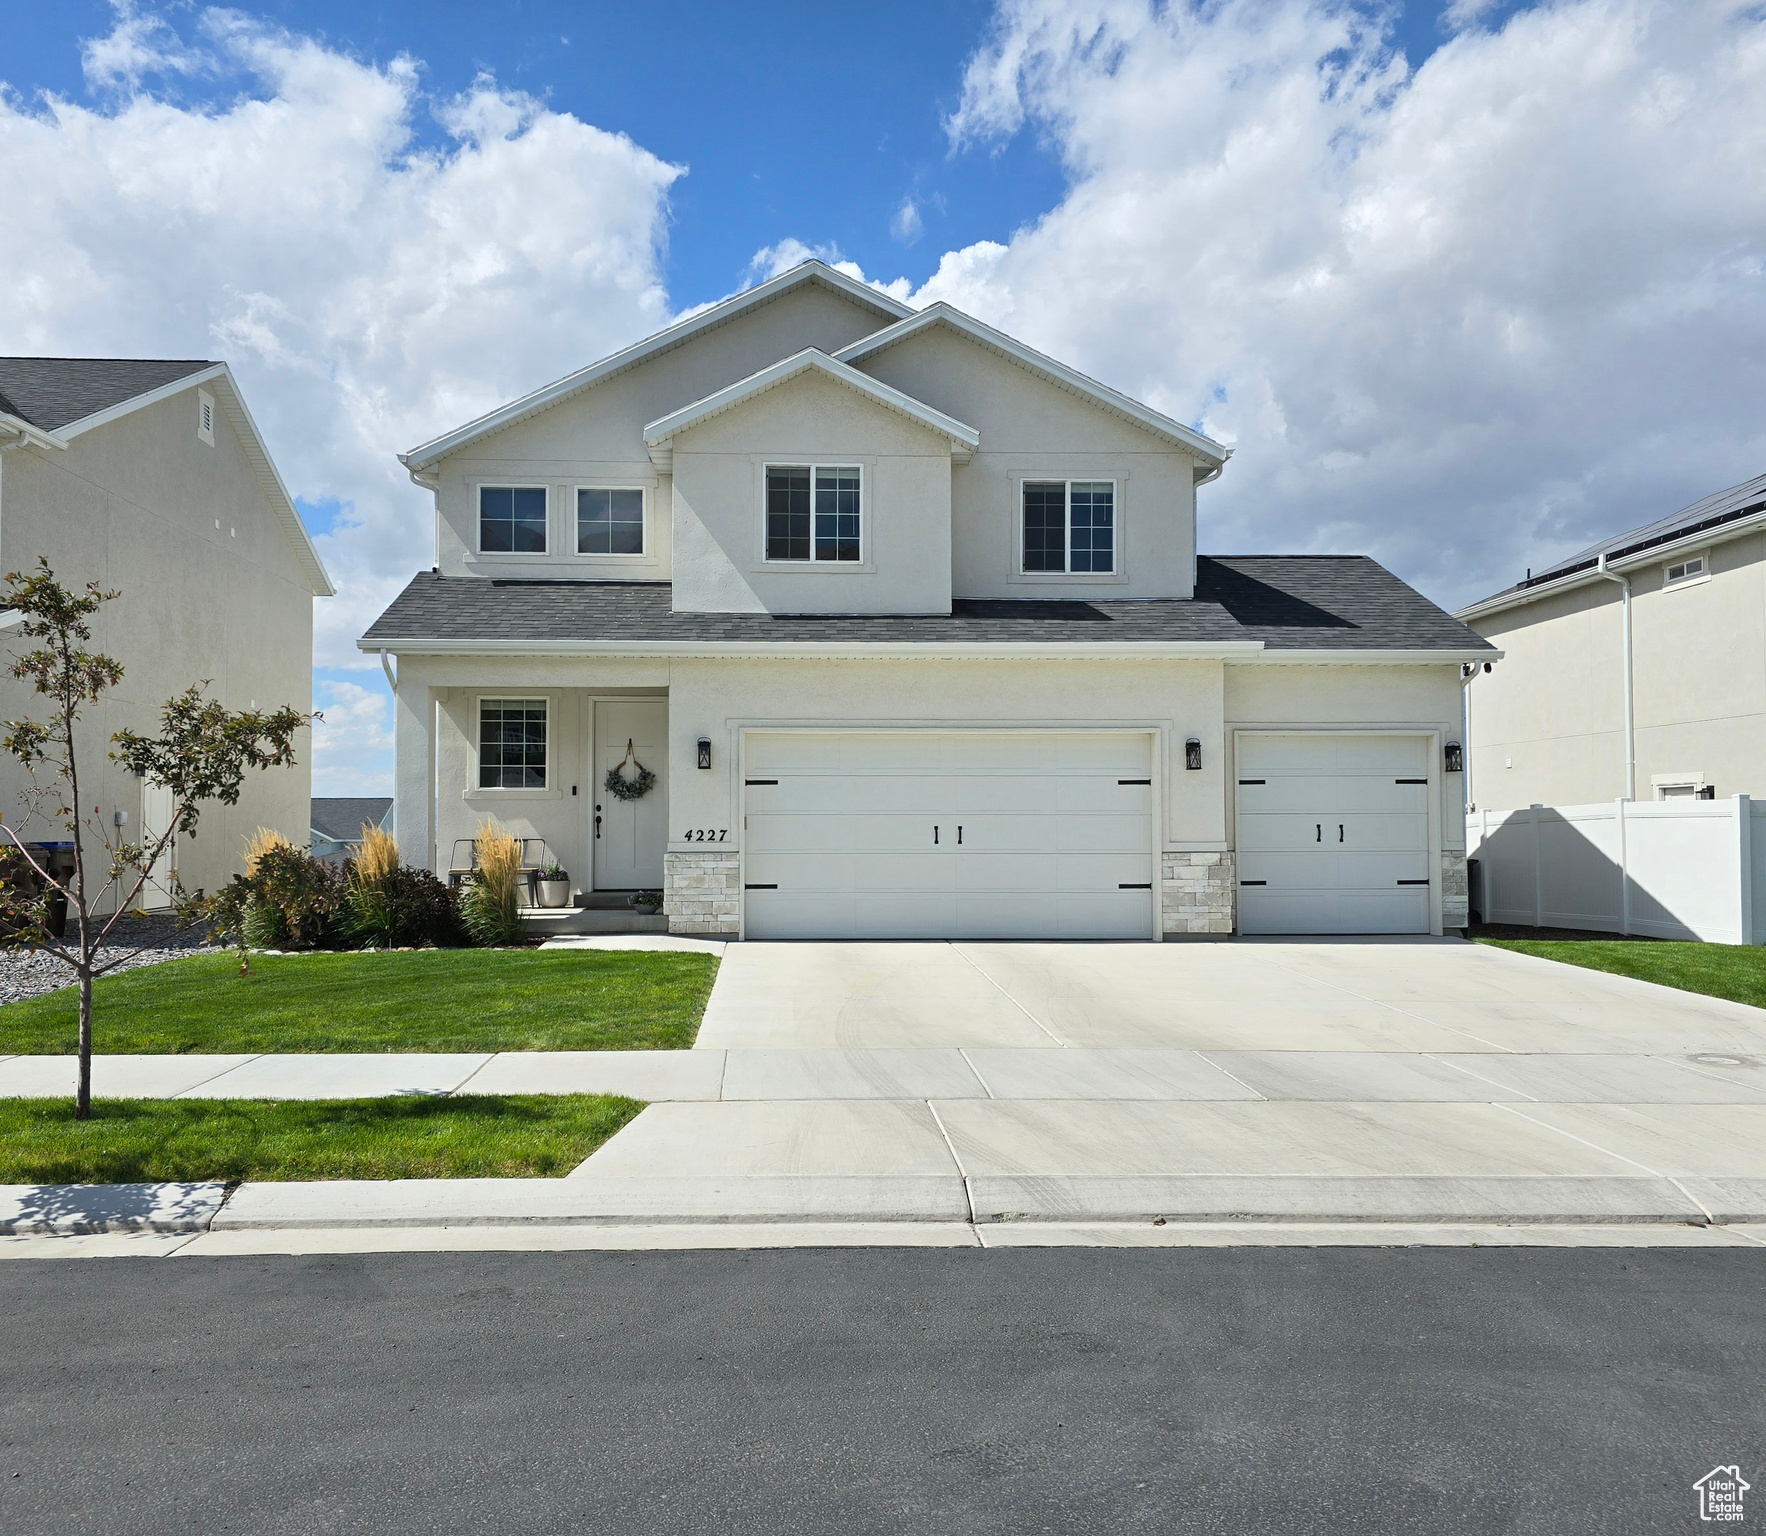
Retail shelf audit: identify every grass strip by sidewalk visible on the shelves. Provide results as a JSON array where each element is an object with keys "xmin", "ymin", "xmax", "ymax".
[
  {"xmin": 1476, "ymin": 934, "xmax": 1766, "ymax": 1010},
  {"xmin": 0, "ymin": 949, "xmax": 718, "ymax": 1055},
  {"xmin": 0, "ymin": 1095, "xmax": 643, "ymax": 1184}
]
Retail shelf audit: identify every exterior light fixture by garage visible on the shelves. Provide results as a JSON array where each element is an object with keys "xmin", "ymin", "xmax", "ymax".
[
  {"xmin": 1185, "ymin": 738, "xmax": 1202, "ymax": 771},
  {"xmin": 1444, "ymin": 741, "xmax": 1463, "ymax": 774},
  {"xmin": 697, "ymin": 737, "xmax": 712, "ymax": 770}
]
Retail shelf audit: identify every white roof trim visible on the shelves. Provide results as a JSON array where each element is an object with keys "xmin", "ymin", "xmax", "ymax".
[
  {"xmin": 0, "ymin": 411, "xmax": 69, "ymax": 453},
  {"xmin": 1456, "ymin": 508, "xmax": 1766, "ymax": 624},
  {"xmin": 642, "ymin": 349, "xmax": 980, "ymax": 470},
  {"xmin": 360, "ymin": 637, "xmax": 1265, "ymax": 660},
  {"xmin": 400, "ymin": 262, "xmax": 916, "ymax": 472},
  {"xmin": 39, "ymin": 364, "xmax": 332, "ymax": 598},
  {"xmin": 834, "ymin": 304, "xmax": 1231, "ymax": 467},
  {"xmin": 1228, "ymin": 647, "xmax": 1501, "ymax": 666}
]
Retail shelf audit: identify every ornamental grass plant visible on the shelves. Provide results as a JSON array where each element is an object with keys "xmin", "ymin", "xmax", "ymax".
[{"xmin": 460, "ymin": 818, "xmax": 526, "ymax": 947}]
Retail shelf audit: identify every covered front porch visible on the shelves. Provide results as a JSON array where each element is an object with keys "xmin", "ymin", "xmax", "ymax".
[{"xmin": 388, "ymin": 657, "xmax": 678, "ymax": 935}]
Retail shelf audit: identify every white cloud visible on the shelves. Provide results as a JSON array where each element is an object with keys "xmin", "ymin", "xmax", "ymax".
[
  {"xmin": 0, "ymin": 4, "xmax": 682, "ymax": 790},
  {"xmin": 311, "ymin": 678, "xmax": 393, "ymax": 795},
  {"xmin": 924, "ymin": 0, "xmax": 1766, "ymax": 608},
  {"xmin": 892, "ymin": 196, "xmax": 924, "ymax": 243}
]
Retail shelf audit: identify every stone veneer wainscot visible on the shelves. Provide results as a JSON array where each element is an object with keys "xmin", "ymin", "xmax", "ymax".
[
  {"xmin": 1162, "ymin": 851, "xmax": 1235, "ymax": 936},
  {"xmin": 664, "ymin": 849, "xmax": 741, "ymax": 936}
]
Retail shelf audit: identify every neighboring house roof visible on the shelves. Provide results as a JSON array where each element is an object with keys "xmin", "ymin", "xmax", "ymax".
[
  {"xmin": 400, "ymin": 261, "xmax": 916, "ymax": 473},
  {"xmin": 360, "ymin": 558, "xmax": 1492, "ymax": 660},
  {"xmin": 0, "ymin": 356, "xmax": 334, "ymax": 598},
  {"xmin": 310, "ymin": 797, "xmax": 393, "ymax": 843},
  {"xmin": 642, "ymin": 349, "xmax": 980, "ymax": 470},
  {"xmin": 0, "ymin": 357, "xmax": 216, "ymax": 434},
  {"xmin": 833, "ymin": 303, "xmax": 1231, "ymax": 472},
  {"xmin": 1459, "ymin": 469, "xmax": 1766, "ymax": 622}
]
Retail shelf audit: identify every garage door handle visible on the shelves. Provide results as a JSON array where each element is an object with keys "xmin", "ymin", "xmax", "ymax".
[
  {"xmin": 957, "ymin": 826, "xmax": 963, "ymax": 845},
  {"xmin": 933, "ymin": 825, "xmax": 939, "ymax": 845},
  {"xmin": 1315, "ymin": 824, "xmax": 1321, "ymax": 842},
  {"xmin": 1338, "ymin": 824, "xmax": 1344, "ymax": 843}
]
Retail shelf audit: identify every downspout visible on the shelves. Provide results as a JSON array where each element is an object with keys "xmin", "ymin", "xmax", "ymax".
[
  {"xmin": 1460, "ymin": 662, "xmax": 1478, "ymax": 813},
  {"xmin": 1595, "ymin": 553, "xmax": 1635, "ymax": 800}
]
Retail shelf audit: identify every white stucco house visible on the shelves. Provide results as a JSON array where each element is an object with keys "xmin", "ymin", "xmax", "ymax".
[
  {"xmin": 1457, "ymin": 470, "xmax": 1766, "ymax": 810},
  {"xmin": 0, "ymin": 357, "xmax": 331, "ymax": 905},
  {"xmin": 363, "ymin": 260, "xmax": 1493, "ymax": 940}
]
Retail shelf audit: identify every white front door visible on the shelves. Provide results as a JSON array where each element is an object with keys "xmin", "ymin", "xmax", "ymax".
[
  {"xmin": 1235, "ymin": 733, "xmax": 1433, "ymax": 935},
  {"xmin": 594, "ymin": 701, "xmax": 668, "ymax": 890},
  {"xmin": 743, "ymin": 730, "xmax": 1156, "ymax": 939},
  {"xmin": 138, "ymin": 779, "xmax": 176, "ymax": 909}
]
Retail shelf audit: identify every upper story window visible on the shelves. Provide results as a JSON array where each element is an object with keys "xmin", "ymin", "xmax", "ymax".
[
  {"xmin": 479, "ymin": 486, "xmax": 548, "ymax": 553},
  {"xmin": 479, "ymin": 698, "xmax": 547, "ymax": 789},
  {"xmin": 578, "ymin": 488, "xmax": 645, "ymax": 556},
  {"xmin": 767, "ymin": 464, "xmax": 862, "ymax": 563},
  {"xmin": 1023, "ymin": 480, "xmax": 1114, "ymax": 574},
  {"xmin": 1664, "ymin": 553, "xmax": 1707, "ymax": 587}
]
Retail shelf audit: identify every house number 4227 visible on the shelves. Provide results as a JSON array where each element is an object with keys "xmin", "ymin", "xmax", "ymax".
[{"xmin": 682, "ymin": 829, "xmax": 728, "ymax": 842}]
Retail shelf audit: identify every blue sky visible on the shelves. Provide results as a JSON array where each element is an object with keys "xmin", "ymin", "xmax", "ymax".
[{"xmin": 3, "ymin": 0, "xmax": 1760, "ymax": 798}]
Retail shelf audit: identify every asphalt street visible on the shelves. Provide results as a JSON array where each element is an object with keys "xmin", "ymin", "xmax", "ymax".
[{"xmin": 1, "ymin": 1246, "xmax": 1760, "ymax": 1534}]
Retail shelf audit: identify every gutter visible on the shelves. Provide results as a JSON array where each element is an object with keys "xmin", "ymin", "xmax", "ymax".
[
  {"xmin": 0, "ymin": 413, "xmax": 69, "ymax": 454},
  {"xmin": 1594, "ymin": 552, "xmax": 1636, "ymax": 800},
  {"xmin": 1456, "ymin": 505, "xmax": 1766, "ymax": 623},
  {"xmin": 357, "ymin": 637, "xmax": 1269, "ymax": 661}
]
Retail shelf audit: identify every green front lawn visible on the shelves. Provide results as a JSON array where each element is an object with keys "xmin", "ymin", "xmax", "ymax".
[
  {"xmin": 0, "ymin": 949, "xmax": 718, "ymax": 1055},
  {"xmin": 0, "ymin": 1094, "xmax": 642, "ymax": 1184},
  {"xmin": 1475, "ymin": 931, "xmax": 1766, "ymax": 1010}
]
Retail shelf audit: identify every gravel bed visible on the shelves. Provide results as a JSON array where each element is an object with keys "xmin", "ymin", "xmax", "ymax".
[{"xmin": 0, "ymin": 915, "xmax": 222, "ymax": 1005}]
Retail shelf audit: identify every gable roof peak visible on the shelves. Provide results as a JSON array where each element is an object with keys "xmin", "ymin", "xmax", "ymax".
[{"xmin": 401, "ymin": 260, "xmax": 916, "ymax": 472}]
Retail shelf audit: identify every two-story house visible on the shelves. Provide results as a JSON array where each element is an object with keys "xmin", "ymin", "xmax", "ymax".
[
  {"xmin": 0, "ymin": 358, "xmax": 331, "ymax": 904},
  {"xmin": 1457, "ymin": 470, "xmax": 1766, "ymax": 811},
  {"xmin": 362, "ymin": 261, "xmax": 1492, "ymax": 940}
]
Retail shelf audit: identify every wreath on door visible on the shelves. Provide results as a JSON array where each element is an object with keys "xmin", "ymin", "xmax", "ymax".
[{"xmin": 603, "ymin": 738, "xmax": 657, "ymax": 802}]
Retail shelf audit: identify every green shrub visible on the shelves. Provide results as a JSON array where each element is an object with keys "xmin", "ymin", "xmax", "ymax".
[
  {"xmin": 212, "ymin": 843, "xmax": 349, "ymax": 950},
  {"xmin": 343, "ymin": 864, "xmax": 465, "ymax": 950},
  {"xmin": 458, "ymin": 870, "xmax": 525, "ymax": 947}
]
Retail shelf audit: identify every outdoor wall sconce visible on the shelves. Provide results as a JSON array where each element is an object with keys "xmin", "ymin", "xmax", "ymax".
[
  {"xmin": 1444, "ymin": 741, "xmax": 1463, "ymax": 774},
  {"xmin": 697, "ymin": 737, "xmax": 712, "ymax": 770},
  {"xmin": 1185, "ymin": 738, "xmax": 1202, "ymax": 771}
]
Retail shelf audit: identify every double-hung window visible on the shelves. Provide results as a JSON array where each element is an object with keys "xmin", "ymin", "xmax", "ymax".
[
  {"xmin": 1022, "ymin": 480, "xmax": 1115, "ymax": 574},
  {"xmin": 479, "ymin": 486, "xmax": 548, "ymax": 553},
  {"xmin": 478, "ymin": 698, "xmax": 547, "ymax": 789},
  {"xmin": 767, "ymin": 464, "xmax": 862, "ymax": 562},
  {"xmin": 578, "ymin": 488, "xmax": 644, "ymax": 555}
]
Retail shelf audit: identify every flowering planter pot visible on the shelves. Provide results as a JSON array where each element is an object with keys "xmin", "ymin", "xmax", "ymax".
[{"xmin": 535, "ymin": 878, "xmax": 572, "ymax": 909}]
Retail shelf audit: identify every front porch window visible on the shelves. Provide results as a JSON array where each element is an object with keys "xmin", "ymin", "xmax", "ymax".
[{"xmin": 479, "ymin": 698, "xmax": 548, "ymax": 788}]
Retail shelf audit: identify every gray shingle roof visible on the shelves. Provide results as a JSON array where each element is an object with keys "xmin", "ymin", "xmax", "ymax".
[
  {"xmin": 1480, "ymin": 468, "xmax": 1766, "ymax": 604},
  {"xmin": 0, "ymin": 358, "xmax": 217, "ymax": 433},
  {"xmin": 362, "ymin": 557, "xmax": 1490, "ymax": 653},
  {"xmin": 310, "ymin": 798, "xmax": 393, "ymax": 843}
]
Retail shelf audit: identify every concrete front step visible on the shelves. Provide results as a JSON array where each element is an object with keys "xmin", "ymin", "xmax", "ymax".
[{"xmin": 518, "ymin": 907, "xmax": 668, "ymax": 937}]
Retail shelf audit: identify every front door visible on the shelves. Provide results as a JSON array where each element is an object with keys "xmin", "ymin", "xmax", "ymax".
[{"xmin": 594, "ymin": 701, "xmax": 668, "ymax": 890}]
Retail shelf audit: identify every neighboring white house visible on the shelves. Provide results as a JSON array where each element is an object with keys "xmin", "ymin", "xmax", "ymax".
[
  {"xmin": 311, "ymin": 797, "xmax": 394, "ymax": 866},
  {"xmin": 0, "ymin": 358, "xmax": 332, "ymax": 905},
  {"xmin": 1457, "ymin": 470, "xmax": 1766, "ymax": 810},
  {"xmin": 363, "ymin": 260, "xmax": 1493, "ymax": 940}
]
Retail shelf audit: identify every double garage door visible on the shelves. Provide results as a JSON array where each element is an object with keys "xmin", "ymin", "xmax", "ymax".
[
  {"xmin": 1236, "ymin": 734, "xmax": 1433, "ymax": 935},
  {"xmin": 743, "ymin": 731, "xmax": 1156, "ymax": 940}
]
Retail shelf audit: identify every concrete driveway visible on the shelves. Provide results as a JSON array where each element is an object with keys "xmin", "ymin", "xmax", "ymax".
[{"xmin": 568, "ymin": 937, "xmax": 1766, "ymax": 1230}]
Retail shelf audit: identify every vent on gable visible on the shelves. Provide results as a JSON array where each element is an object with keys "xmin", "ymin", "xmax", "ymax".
[{"xmin": 197, "ymin": 389, "xmax": 215, "ymax": 446}]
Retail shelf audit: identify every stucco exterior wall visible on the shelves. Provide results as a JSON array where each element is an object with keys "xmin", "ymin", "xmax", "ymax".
[
  {"xmin": 668, "ymin": 370, "xmax": 954, "ymax": 615},
  {"xmin": 1466, "ymin": 532, "xmax": 1766, "ymax": 809},
  {"xmin": 426, "ymin": 284, "xmax": 899, "ymax": 582},
  {"xmin": 847, "ymin": 325, "xmax": 1200, "ymax": 601},
  {"xmin": 0, "ymin": 387, "xmax": 316, "ymax": 903}
]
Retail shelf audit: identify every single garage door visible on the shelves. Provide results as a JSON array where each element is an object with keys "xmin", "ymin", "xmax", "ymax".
[
  {"xmin": 743, "ymin": 731, "xmax": 1155, "ymax": 939},
  {"xmin": 1236, "ymin": 734, "xmax": 1433, "ymax": 935}
]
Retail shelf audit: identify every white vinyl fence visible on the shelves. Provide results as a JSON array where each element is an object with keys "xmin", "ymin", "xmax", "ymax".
[{"xmin": 1467, "ymin": 797, "xmax": 1766, "ymax": 945}]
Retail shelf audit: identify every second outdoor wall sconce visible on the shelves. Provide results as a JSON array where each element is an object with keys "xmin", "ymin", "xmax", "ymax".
[{"xmin": 1185, "ymin": 738, "xmax": 1202, "ymax": 771}]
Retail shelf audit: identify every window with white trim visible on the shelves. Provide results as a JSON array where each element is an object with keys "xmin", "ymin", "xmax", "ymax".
[
  {"xmin": 479, "ymin": 486, "xmax": 548, "ymax": 553},
  {"xmin": 577, "ymin": 488, "xmax": 644, "ymax": 555},
  {"xmin": 1022, "ymin": 480, "xmax": 1115, "ymax": 573},
  {"xmin": 1665, "ymin": 554, "xmax": 1706, "ymax": 586},
  {"xmin": 478, "ymin": 698, "xmax": 547, "ymax": 789},
  {"xmin": 766, "ymin": 464, "xmax": 861, "ymax": 562}
]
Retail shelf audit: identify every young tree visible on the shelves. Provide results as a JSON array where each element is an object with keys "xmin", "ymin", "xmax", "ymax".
[{"xmin": 0, "ymin": 560, "xmax": 312, "ymax": 1118}]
